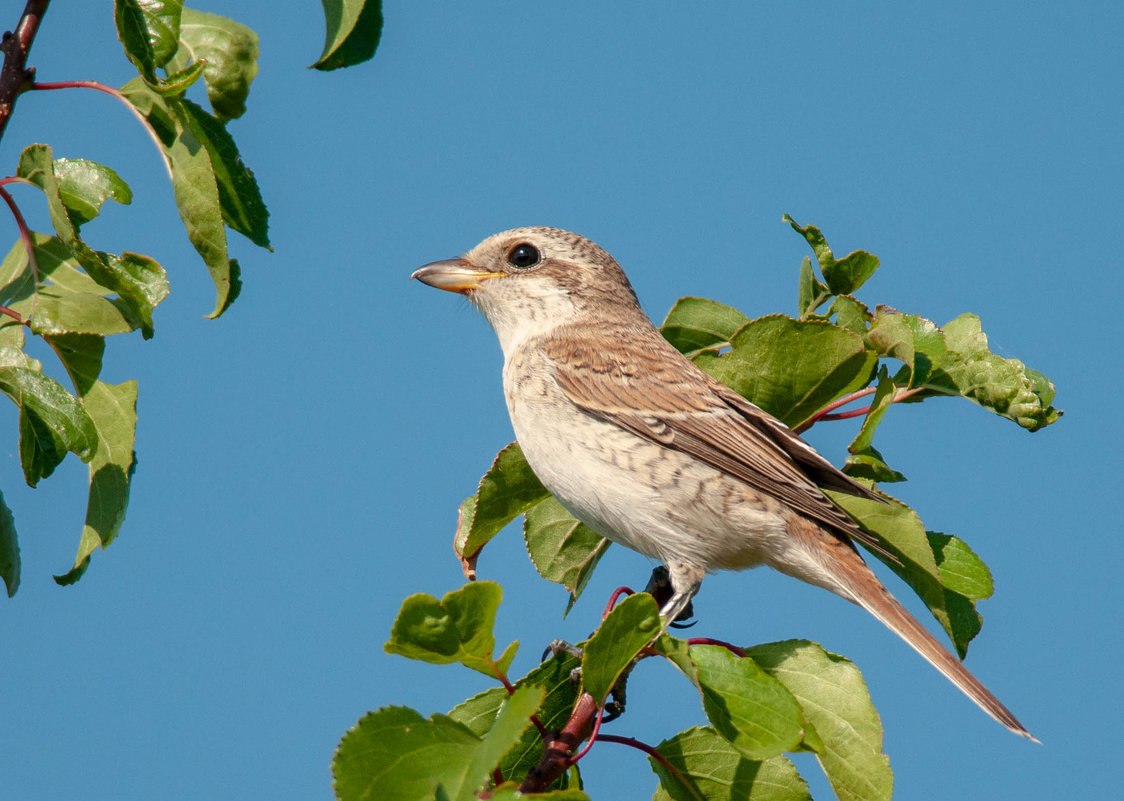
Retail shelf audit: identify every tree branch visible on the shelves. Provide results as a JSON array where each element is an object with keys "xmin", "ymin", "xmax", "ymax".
[{"xmin": 0, "ymin": 0, "xmax": 49, "ymax": 143}]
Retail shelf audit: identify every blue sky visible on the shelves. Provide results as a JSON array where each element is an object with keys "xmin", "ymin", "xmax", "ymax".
[{"xmin": 1, "ymin": 2, "xmax": 1120, "ymax": 799}]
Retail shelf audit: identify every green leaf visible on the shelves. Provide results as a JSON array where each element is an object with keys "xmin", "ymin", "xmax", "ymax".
[
  {"xmin": 487, "ymin": 785, "xmax": 589, "ymax": 801},
  {"xmin": 122, "ymin": 82, "xmax": 240, "ymax": 317},
  {"xmin": 692, "ymin": 314, "xmax": 876, "ymax": 428},
  {"xmin": 523, "ymin": 495, "xmax": 610, "ymax": 609},
  {"xmin": 314, "ymin": 0, "xmax": 384, "ymax": 71},
  {"xmin": 332, "ymin": 706, "xmax": 480, "ymax": 801},
  {"xmin": 828, "ymin": 294, "xmax": 871, "ymax": 335},
  {"xmin": 150, "ymin": 59, "xmax": 206, "ymax": 95},
  {"xmin": 687, "ymin": 645, "xmax": 807, "ymax": 760},
  {"xmin": 53, "ymin": 158, "xmax": 133, "ymax": 226},
  {"xmin": 746, "ymin": 641, "xmax": 892, "ymax": 801},
  {"xmin": 785, "ymin": 215, "xmax": 880, "ymax": 295},
  {"xmin": 455, "ymin": 442, "xmax": 550, "ymax": 563},
  {"xmin": 868, "ymin": 309, "xmax": 1062, "ymax": 431},
  {"xmin": 660, "ymin": 296, "xmax": 750, "ymax": 356},
  {"xmin": 581, "ymin": 592, "xmax": 661, "ymax": 704},
  {"xmin": 54, "ymin": 380, "xmax": 139, "ymax": 584},
  {"xmin": 169, "ymin": 9, "xmax": 259, "ymax": 121},
  {"xmin": 651, "ymin": 727, "xmax": 811, "ymax": 801},
  {"xmin": 385, "ymin": 581, "xmax": 516, "ymax": 677},
  {"xmin": 0, "ymin": 489, "xmax": 20, "ymax": 597},
  {"xmin": 464, "ymin": 685, "xmax": 544, "ymax": 795}
]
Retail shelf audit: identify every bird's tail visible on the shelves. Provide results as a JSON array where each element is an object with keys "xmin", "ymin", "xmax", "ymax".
[
  {"xmin": 841, "ymin": 559, "xmax": 1038, "ymax": 741},
  {"xmin": 783, "ymin": 514, "xmax": 1037, "ymax": 741}
]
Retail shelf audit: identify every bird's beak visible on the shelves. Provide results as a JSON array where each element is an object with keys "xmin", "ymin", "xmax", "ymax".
[{"xmin": 410, "ymin": 259, "xmax": 503, "ymax": 294}]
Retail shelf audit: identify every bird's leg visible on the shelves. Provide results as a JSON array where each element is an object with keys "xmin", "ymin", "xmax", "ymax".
[
  {"xmin": 657, "ymin": 560, "xmax": 705, "ymax": 630},
  {"xmin": 645, "ymin": 565, "xmax": 698, "ymax": 627}
]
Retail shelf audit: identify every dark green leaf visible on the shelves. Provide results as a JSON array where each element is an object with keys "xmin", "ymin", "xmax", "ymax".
[
  {"xmin": 385, "ymin": 581, "xmax": 516, "ymax": 677},
  {"xmin": 660, "ymin": 296, "xmax": 749, "ymax": 355},
  {"xmin": 450, "ymin": 650, "xmax": 583, "ymax": 791},
  {"xmin": 53, "ymin": 158, "xmax": 133, "ymax": 226},
  {"xmin": 692, "ymin": 314, "xmax": 876, "ymax": 428},
  {"xmin": 746, "ymin": 641, "xmax": 892, "ymax": 801},
  {"xmin": 47, "ymin": 334, "xmax": 105, "ymax": 395},
  {"xmin": 688, "ymin": 645, "xmax": 807, "ymax": 760},
  {"xmin": 0, "ymin": 489, "xmax": 18, "ymax": 597},
  {"xmin": 169, "ymin": 9, "xmax": 259, "ymax": 120},
  {"xmin": 581, "ymin": 592, "xmax": 661, "ymax": 704},
  {"xmin": 19, "ymin": 406, "xmax": 67, "ymax": 486},
  {"xmin": 0, "ymin": 355, "xmax": 97, "ymax": 467},
  {"xmin": 178, "ymin": 98, "xmax": 270, "ymax": 247},
  {"xmin": 115, "ymin": 0, "xmax": 157, "ymax": 80},
  {"xmin": 651, "ymin": 726, "xmax": 811, "ymax": 801},
  {"xmin": 455, "ymin": 442, "xmax": 550, "ymax": 564},
  {"xmin": 523, "ymin": 495, "xmax": 609, "ymax": 608},
  {"xmin": 314, "ymin": 0, "xmax": 384, "ymax": 71}
]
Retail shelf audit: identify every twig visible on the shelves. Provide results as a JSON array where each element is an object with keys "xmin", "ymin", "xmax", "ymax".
[
  {"xmin": 0, "ymin": 1, "xmax": 49, "ymax": 142},
  {"xmin": 795, "ymin": 384, "xmax": 926, "ymax": 433},
  {"xmin": 598, "ymin": 734, "xmax": 698, "ymax": 794},
  {"xmin": 0, "ymin": 181, "xmax": 37, "ymax": 323},
  {"xmin": 518, "ymin": 692, "xmax": 600, "ymax": 793},
  {"xmin": 32, "ymin": 80, "xmax": 173, "ymax": 179}
]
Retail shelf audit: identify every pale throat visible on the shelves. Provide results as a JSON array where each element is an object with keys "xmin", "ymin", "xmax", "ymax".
[{"xmin": 471, "ymin": 278, "xmax": 581, "ymax": 356}]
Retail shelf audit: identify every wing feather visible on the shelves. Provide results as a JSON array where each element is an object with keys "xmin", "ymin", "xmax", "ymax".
[{"xmin": 543, "ymin": 327, "xmax": 890, "ymax": 555}]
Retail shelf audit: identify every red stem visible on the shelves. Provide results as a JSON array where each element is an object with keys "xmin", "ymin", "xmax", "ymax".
[
  {"xmin": 687, "ymin": 637, "xmax": 746, "ymax": 656},
  {"xmin": 602, "ymin": 585, "xmax": 634, "ymax": 618},
  {"xmin": 31, "ymin": 80, "xmax": 173, "ymax": 179},
  {"xmin": 0, "ymin": 182, "xmax": 37, "ymax": 323},
  {"xmin": 598, "ymin": 734, "xmax": 696, "ymax": 788}
]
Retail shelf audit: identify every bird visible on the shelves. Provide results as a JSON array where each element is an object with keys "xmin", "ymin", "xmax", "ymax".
[{"xmin": 411, "ymin": 226, "xmax": 1034, "ymax": 740}]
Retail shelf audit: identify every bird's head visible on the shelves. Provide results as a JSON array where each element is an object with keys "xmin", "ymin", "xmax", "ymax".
[{"xmin": 412, "ymin": 227, "xmax": 643, "ymax": 353}]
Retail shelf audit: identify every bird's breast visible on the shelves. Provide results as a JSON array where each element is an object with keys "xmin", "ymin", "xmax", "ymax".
[{"xmin": 501, "ymin": 345, "xmax": 792, "ymax": 570}]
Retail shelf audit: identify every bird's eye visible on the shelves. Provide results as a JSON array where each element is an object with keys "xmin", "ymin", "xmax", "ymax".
[{"xmin": 507, "ymin": 243, "xmax": 541, "ymax": 269}]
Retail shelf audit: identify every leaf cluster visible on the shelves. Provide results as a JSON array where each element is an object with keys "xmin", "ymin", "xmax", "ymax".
[
  {"xmin": 339, "ymin": 581, "xmax": 892, "ymax": 801},
  {"xmin": 0, "ymin": 1, "xmax": 382, "ymax": 594}
]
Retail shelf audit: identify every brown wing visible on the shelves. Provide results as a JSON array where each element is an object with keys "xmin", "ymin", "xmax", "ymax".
[{"xmin": 543, "ymin": 325, "xmax": 889, "ymax": 555}]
